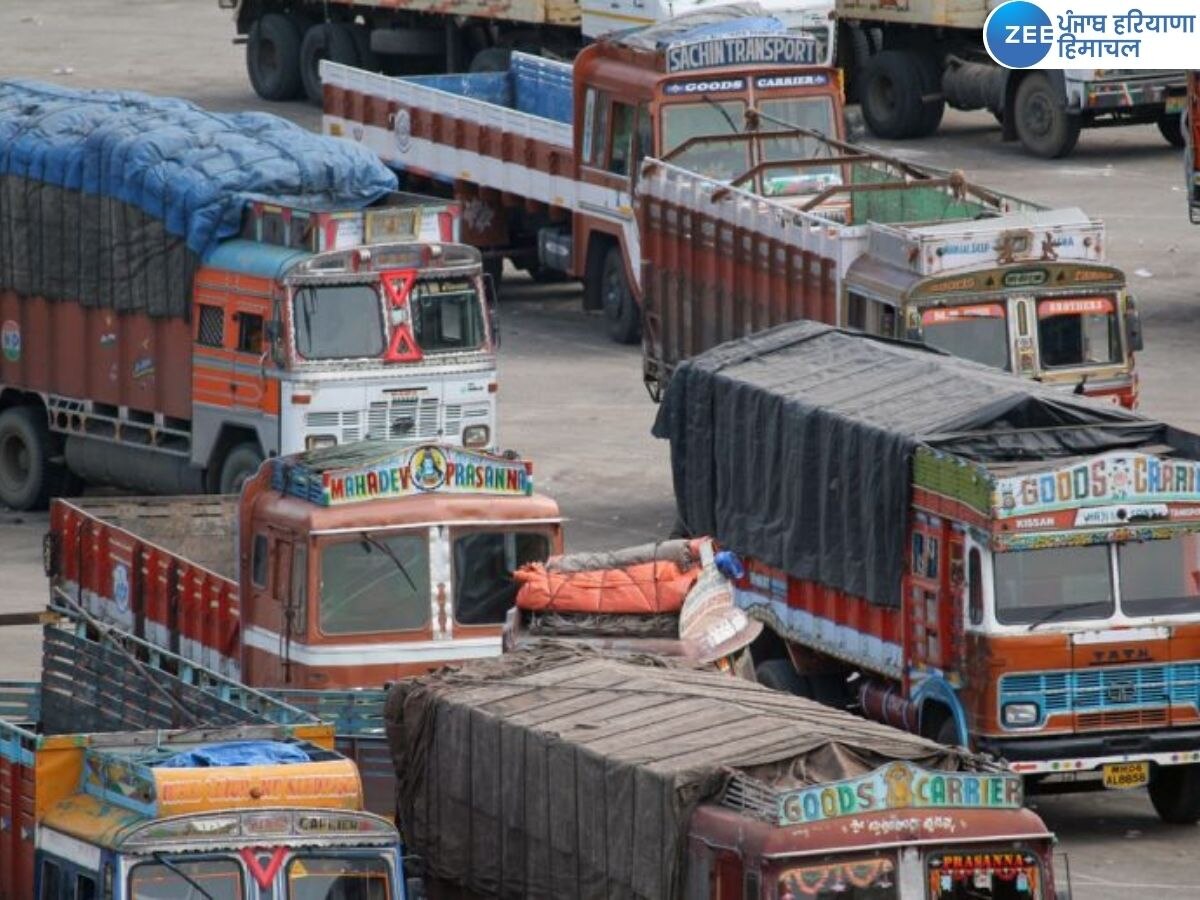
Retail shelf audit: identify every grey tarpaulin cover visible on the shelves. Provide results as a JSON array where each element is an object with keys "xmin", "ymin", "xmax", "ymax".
[
  {"xmin": 0, "ymin": 79, "xmax": 396, "ymax": 318},
  {"xmin": 385, "ymin": 647, "xmax": 986, "ymax": 899},
  {"xmin": 652, "ymin": 321, "xmax": 1200, "ymax": 608}
]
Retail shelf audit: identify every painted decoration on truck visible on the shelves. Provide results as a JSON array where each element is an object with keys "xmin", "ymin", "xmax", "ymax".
[
  {"xmin": 274, "ymin": 443, "xmax": 533, "ymax": 507},
  {"xmin": 993, "ymin": 451, "xmax": 1200, "ymax": 519},
  {"xmin": 1, "ymin": 320, "xmax": 19, "ymax": 361},
  {"xmin": 776, "ymin": 762, "xmax": 1023, "ymax": 826}
]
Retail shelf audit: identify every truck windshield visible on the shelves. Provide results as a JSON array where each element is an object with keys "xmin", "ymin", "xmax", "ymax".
[
  {"xmin": 411, "ymin": 278, "xmax": 486, "ymax": 353},
  {"xmin": 1118, "ymin": 534, "xmax": 1200, "ymax": 617},
  {"xmin": 921, "ymin": 304, "xmax": 1010, "ymax": 370},
  {"xmin": 777, "ymin": 856, "xmax": 896, "ymax": 900},
  {"xmin": 287, "ymin": 856, "xmax": 392, "ymax": 899},
  {"xmin": 452, "ymin": 530, "xmax": 552, "ymax": 625},
  {"xmin": 662, "ymin": 100, "xmax": 750, "ymax": 181},
  {"xmin": 993, "ymin": 545, "xmax": 1114, "ymax": 626},
  {"xmin": 757, "ymin": 96, "xmax": 840, "ymax": 197},
  {"xmin": 1036, "ymin": 296, "xmax": 1121, "ymax": 368},
  {"xmin": 293, "ymin": 284, "xmax": 386, "ymax": 360},
  {"xmin": 926, "ymin": 850, "xmax": 1042, "ymax": 900},
  {"xmin": 129, "ymin": 858, "xmax": 242, "ymax": 899},
  {"xmin": 319, "ymin": 533, "xmax": 431, "ymax": 634}
]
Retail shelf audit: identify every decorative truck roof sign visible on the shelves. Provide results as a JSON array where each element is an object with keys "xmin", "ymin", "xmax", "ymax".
[
  {"xmin": 273, "ymin": 442, "xmax": 533, "ymax": 507},
  {"xmin": 868, "ymin": 209, "xmax": 1105, "ymax": 277},
  {"xmin": 664, "ymin": 34, "xmax": 820, "ymax": 73},
  {"xmin": 776, "ymin": 762, "xmax": 1023, "ymax": 827},
  {"xmin": 993, "ymin": 451, "xmax": 1200, "ymax": 522}
]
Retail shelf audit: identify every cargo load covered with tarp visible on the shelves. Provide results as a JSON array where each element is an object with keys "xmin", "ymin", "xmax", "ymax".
[
  {"xmin": 652, "ymin": 321, "xmax": 1200, "ymax": 608},
  {"xmin": 384, "ymin": 647, "xmax": 991, "ymax": 899},
  {"xmin": 0, "ymin": 79, "xmax": 396, "ymax": 317}
]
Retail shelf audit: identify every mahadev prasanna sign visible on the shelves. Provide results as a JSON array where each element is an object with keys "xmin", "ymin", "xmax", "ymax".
[{"xmin": 776, "ymin": 762, "xmax": 1023, "ymax": 826}]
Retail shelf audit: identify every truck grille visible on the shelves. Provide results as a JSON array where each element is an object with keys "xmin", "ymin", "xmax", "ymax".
[
  {"xmin": 305, "ymin": 400, "xmax": 490, "ymax": 445},
  {"xmin": 1000, "ymin": 664, "xmax": 1200, "ymax": 727}
]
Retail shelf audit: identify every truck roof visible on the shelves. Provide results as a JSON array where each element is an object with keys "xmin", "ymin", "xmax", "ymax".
[
  {"xmin": 385, "ymin": 648, "xmax": 1019, "ymax": 896},
  {"xmin": 654, "ymin": 321, "xmax": 1200, "ymax": 607}
]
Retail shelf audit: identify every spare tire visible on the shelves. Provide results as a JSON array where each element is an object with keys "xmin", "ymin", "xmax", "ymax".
[
  {"xmin": 299, "ymin": 22, "xmax": 359, "ymax": 106},
  {"xmin": 246, "ymin": 13, "xmax": 304, "ymax": 102}
]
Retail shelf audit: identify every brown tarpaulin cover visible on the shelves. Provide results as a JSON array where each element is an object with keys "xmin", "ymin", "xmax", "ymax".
[
  {"xmin": 385, "ymin": 648, "xmax": 989, "ymax": 900},
  {"xmin": 514, "ymin": 540, "xmax": 704, "ymax": 615}
]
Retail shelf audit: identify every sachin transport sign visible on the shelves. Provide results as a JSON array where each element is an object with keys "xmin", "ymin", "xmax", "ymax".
[
  {"xmin": 272, "ymin": 443, "xmax": 533, "ymax": 507},
  {"xmin": 664, "ymin": 35, "xmax": 819, "ymax": 73},
  {"xmin": 776, "ymin": 762, "xmax": 1023, "ymax": 826}
]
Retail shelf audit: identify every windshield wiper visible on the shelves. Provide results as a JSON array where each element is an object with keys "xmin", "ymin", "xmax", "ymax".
[
  {"xmin": 152, "ymin": 853, "xmax": 216, "ymax": 900},
  {"xmin": 361, "ymin": 533, "xmax": 418, "ymax": 592},
  {"xmin": 701, "ymin": 93, "xmax": 741, "ymax": 135},
  {"xmin": 1027, "ymin": 602, "xmax": 1104, "ymax": 632}
]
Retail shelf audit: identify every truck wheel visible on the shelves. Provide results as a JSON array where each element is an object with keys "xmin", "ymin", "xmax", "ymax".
[
  {"xmin": 1014, "ymin": 74, "xmax": 1081, "ymax": 159},
  {"xmin": 860, "ymin": 50, "xmax": 927, "ymax": 139},
  {"xmin": 932, "ymin": 714, "xmax": 962, "ymax": 747},
  {"xmin": 755, "ymin": 659, "xmax": 813, "ymax": 697},
  {"xmin": 1158, "ymin": 112, "xmax": 1185, "ymax": 148},
  {"xmin": 300, "ymin": 22, "xmax": 360, "ymax": 106},
  {"xmin": 218, "ymin": 443, "xmax": 265, "ymax": 495},
  {"xmin": 0, "ymin": 406, "xmax": 51, "ymax": 511},
  {"xmin": 469, "ymin": 47, "xmax": 513, "ymax": 73},
  {"xmin": 913, "ymin": 53, "xmax": 946, "ymax": 138},
  {"xmin": 246, "ymin": 13, "xmax": 304, "ymax": 102},
  {"xmin": 600, "ymin": 246, "xmax": 640, "ymax": 345},
  {"xmin": 1149, "ymin": 763, "xmax": 1200, "ymax": 824}
]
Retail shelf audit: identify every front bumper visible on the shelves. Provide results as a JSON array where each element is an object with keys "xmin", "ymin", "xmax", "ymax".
[
  {"xmin": 1083, "ymin": 75, "xmax": 1187, "ymax": 112},
  {"xmin": 976, "ymin": 727, "xmax": 1200, "ymax": 774}
]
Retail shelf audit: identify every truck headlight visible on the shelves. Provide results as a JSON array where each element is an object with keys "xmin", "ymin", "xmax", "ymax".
[
  {"xmin": 463, "ymin": 425, "xmax": 490, "ymax": 448},
  {"xmin": 306, "ymin": 434, "xmax": 337, "ymax": 451},
  {"xmin": 1003, "ymin": 703, "xmax": 1040, "ymax": 727}
]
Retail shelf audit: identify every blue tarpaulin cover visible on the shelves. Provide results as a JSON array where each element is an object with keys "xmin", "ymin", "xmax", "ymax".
[
  {"xmin": 157, "ymin": 740, "xmax": 311, "ymax": 768},
  {"xmin": 0, "ymin": 79, "xmax": 396, "ymax": 258}
]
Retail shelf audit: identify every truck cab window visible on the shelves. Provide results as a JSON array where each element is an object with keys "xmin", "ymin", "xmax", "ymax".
[
  {"xmin": 293, "ymin": 284, "xmax": 386, "ymax": 361},
  {"xmin": 39, "ymin": 860, "xmax": 62, "ymax": 900},
  {"xmin": 778, "ymin": 857, "xmax": 898, "ymax": 900},
  {"xmin": 128, "ymin": 859, "xmax": 242, "ymax": 899},
  {"xmin": 609, "ymin": 102, "xmax": 636, "ymax": 176},
  {"xmin": 236, "ymin": 312, "xmax": 264, "ymax": 354},
  {"xmin": 287, "ymin": 856, "xmax": 391, "ymax": 900},
  {"xmin": 453, "ymin": 531, "xmax": 551, "ymax": 625},
  {"xmin": 846, "ymin": 291, "xmax": 867, "ymax": 330},
  {"xmin": 197, "ymin": 304, "xmax": 224, "ymax": 347},
  {"xmin": 319, "ymin": 533, "xmax": 431, "ymax": 634},
  {"xmin": 251, "ymin": 534, "xmax": 268, "ymax": 588},
  {"xmin": 410, "ymin": 279, "xmax": 486, "ymax": 352},
  {"xmin": 1036, "ymin": 297, "xmax": 1120, "ymax": 368},
  {"xmin": 968, "ymin": 549, "xmax": 983, "ymax": 626},
  {"xmin": 75, "ymin": 875, "xmax": 96, "ymax": 900},
  {"xmin": 585, "ymin": 88, "xmax": 610, "ymax": 168}
]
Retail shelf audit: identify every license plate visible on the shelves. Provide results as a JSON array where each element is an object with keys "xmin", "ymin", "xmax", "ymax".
[
  {"xmin": 1166, "ymin": 95, "xmax": 1186, "ymax": 114},
  {"xmin": 1102, "ymin": 761, "xmax": 1150, "ymax": 789}
]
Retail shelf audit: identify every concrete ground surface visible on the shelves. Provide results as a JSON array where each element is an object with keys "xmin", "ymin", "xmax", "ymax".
[{"xmin": 2, "ymin": 1, "xmax": 1200, "ymax": 894}]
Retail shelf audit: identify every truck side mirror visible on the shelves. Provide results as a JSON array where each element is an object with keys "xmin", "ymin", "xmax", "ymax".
[
  {"xmin": 484, "ymin": 274, "xmax": 500, "ymax": 348},
  {"xmin": 844, "ymin": 108, "xmax": 868, "ymax": 143},
  {"xmin": 1125, "ymin": 297, "xmax": 1143, "ymax": 353}
]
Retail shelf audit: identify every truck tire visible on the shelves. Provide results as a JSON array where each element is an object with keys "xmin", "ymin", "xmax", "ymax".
[
  {"xmin": 218, "ymin": 443, "xmax": 265, "ymax": 496},
  {"xmin": 1158, "ymin": 112, "xmax": 1185, "ymax": 148},
  {"xmin": 755, "ymin": 659, "xmax": 813, "ymax": 697},
  {"xmin": 1149, "ymin": 763, "xmax": 1200, "ymax": 824},
  {"xmin": 600, "ymin": 245, "xmax": 640, "ymax": 345},
  {"xmin": 469, "ymin": 47, "xmax": 513, "ymax": 73},
  {"xmin": 0, "ymin": 406, "xmax": 51, "ymax": 511},
  {"xmin": 860, "ymin": 50, "xmax": 927, "ymax": 139},
  {"xmin": 300, "ymin": 23, "xmax": 359, "ymax": 106},
  {"xmin": 932, "ymin": 713, "xmax": 962, "ymax": 747},
  {"xmin": 1014, "ymin": 74, "xmax": 1081, "ymax": 159},
  {"xmin": 246, "ymin": 13, "xmax": 304, "ymax": 102}
]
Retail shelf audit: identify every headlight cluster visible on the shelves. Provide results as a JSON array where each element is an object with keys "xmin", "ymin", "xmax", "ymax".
[{"xmin": 1002, "ymin": 703, "xmax": 1041, "ymax": 727}]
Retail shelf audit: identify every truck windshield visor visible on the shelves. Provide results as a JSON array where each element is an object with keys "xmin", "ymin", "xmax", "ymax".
[
  {"xmin": 926, "ymin": 849, "xmax": 1042, "ymax": 900},
  {"xmin": 129, "ymin": 858, "xmax": 243, "ymax": 899},
  {"xmin": 1036, "ymin": 296, "xmax": 1121, "ymax": 368},
  {"xmin": 777, "ymin": 855, "xmax": 897, "ymax": 899},
  {"xmin": 757, "ymin": 96, "xmax": 841, "ymax": 197},
  {"xmin": 293, "ymin": 284, "xmax": 386, "ymax": 360},
  {"xmin": 319, "ymin": 532, "xmax": 431, "ymax": 634},
  {"xmin": 411, "ymin": 278, "xmax": 486, "ymax": 353},
  {"xmin": 1118, "ymin": 534, "xmax": 1200, "ymax": 617},
  {"xmin": 662, "ymin": 100, "xmax": 750, "ymax": 181},
  {"xmin": 287, "ymin": 855, "xmax": 392, "ymax": 899},
  {"xmin": 921, "ymin": 304, "xmax": 1010, "ymax": 370},
  {"xmin": 993, "ymin": 545, "xmax": 1114, "ymax": 626},
  {"xmin": 453, "ymin": 530, "xmax": 552, "ymax": 625}
]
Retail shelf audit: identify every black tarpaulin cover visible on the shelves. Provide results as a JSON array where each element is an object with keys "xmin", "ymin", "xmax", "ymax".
[
  {"xmin": 385, "ymin": 647, "xmax": 981, "ymax": 900},
  {"xmin": 652, "ymin": 321, "xmax": 1198, "ymax": 608}
]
